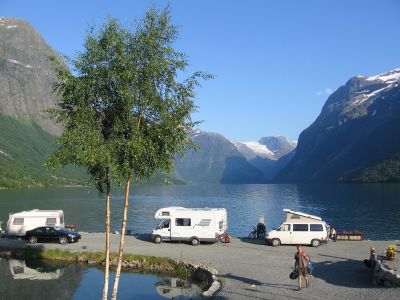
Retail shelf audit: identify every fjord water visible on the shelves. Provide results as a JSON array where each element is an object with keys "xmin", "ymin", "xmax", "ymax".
[
  {"xmin": 0, "ymin": 258, "xmax": 201, "ymax": 299},
  {"xmin": 0, "ymin": 184, "xmax": 399, "ymax": 239}
]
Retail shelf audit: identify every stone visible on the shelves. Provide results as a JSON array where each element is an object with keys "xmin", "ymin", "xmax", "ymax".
[{"xmin": 76, "ymin": 255, "xmax": 88, "ymax": 263}]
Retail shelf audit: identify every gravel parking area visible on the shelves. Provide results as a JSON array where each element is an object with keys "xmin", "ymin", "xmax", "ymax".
[{"xmin": 1, "ymin": 233, "xmax": 399, "ymax": 299}]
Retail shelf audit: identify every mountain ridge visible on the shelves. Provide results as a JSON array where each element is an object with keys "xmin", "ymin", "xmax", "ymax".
[{"xmin": 275, "ymin": 68, "xmax": 400, "ymax": 182}]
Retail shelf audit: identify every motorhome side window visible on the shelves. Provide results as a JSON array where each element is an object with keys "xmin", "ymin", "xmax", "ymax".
[
  {"xmin": 293, "ymin": 224, "xmax": 308, "ymax": 231},
  {"xmin": 12, "ymin": 218, "xmax": 24, "ymax": 225},
  {"xmin": 175, "ymin": 218, "xmax": 191, "ymax": 226},
  {"xmin": 46, "ymin": 218, "xmax": 57, "ymax": 226},
  {"xmin": 310, "ymin": 224, "xmax": 323, "ymax": 231}
]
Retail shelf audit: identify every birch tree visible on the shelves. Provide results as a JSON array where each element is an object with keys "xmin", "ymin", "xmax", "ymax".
[{"xmin": 48, "ymin": 7, "xmax": 210, "ymax": 300}]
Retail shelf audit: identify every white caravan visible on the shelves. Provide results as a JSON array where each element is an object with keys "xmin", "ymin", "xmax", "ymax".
[
  {"xmin": 151, "ymin": 207, "xmax": 228, "ymax": 245},
  {"xmin": 266, "ymin": 209, "xmax": 328, "ymax": 247},
  {"xmin": 6, "ymin": 210, "xmax": 65, "ymax": 236}
]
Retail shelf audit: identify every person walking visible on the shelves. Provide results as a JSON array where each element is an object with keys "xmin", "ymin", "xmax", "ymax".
[{"xmin": 294, "ymin": 245, "xmax": 310, "ymax": 291}]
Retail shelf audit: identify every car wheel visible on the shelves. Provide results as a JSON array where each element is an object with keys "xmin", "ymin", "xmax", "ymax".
[
  {"xmin": 29, "ymin": 236, "xmax": 38, "ymax": 244},
  {"xmin": 311, "ymin": 239, "xmax": 321, "ymax": 247},
  {"xmin": 59, "ymin": 236, "xmax": 68, "ymax": 245},
  {"xmin": 154, "ymin": 235, "xmax": 162, "ymax": 244},
  {"xmin": 191, "ymin": 237, "xmax": 200, "ymax": 246},
  {"xmin": 271, "ymin": 238, "xmax": 280, "ymax": 247}
]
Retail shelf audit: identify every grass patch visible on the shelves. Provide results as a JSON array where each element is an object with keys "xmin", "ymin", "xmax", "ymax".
[{"xmin": 0, "ymin": 246, "xmax": 191, "ymax": 278}]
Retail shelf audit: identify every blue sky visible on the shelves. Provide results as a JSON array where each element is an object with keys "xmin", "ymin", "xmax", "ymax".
[{"xmin": 2, "ymin": 0, "xmax": 400, "ymax": 141}]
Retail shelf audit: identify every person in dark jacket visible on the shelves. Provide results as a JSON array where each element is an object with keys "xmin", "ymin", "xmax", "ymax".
[{"xmin": 294, "ymin": 245, "xmax": 310, "ymax": 290}]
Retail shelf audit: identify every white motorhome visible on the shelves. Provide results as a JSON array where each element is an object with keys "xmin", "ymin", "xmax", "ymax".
[
  {"xmin": 6, "ymin": 210, "xmax": 65, "ymax": 237},
  {"xmin": 266, "ymin": 209, "xmax": 328, "ymax": 247},
  {"xmin": 151, "ymin": 207, "xmax": 228, "ymax": 245},
  {"xmin": 8, "ymin": 259, "xmax": 63, "ymax": 280}
]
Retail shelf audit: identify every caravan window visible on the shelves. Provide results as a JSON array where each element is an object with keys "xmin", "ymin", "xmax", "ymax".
[
  {"xmin": 175, "ymin": 218, "xmax": 191, "ymax": 226},
  {"xmin": 199, "ymin": 219, "xmax": 211, "ymax": 227},
  {"xmin": 310, "ymin": 224, "xmax": 323, "ymax": 231},
  {"xmin": 46, "ymin": 218, "xmax": 57, "ymax": 226},
  {"xmin": 12, "ymin": 218, "xmax": 24, "ymax": 225},
  {"xmin": 293, "ymin": 224, "xmax": 309, "ymax": 231},
  {"xmin": 60, "ymin": 215, "xmax": 64, "ymax": 225}
]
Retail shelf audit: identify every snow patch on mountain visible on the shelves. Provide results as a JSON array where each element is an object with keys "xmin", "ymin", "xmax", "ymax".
[
  {"xmin": 8, "ymin": 59, "xmax": 34, "ymax": 69},
  {"xmin": 0, "ymin": 149, "xmax": 13, "ymax": 159},
  {"xmin": 365, "ymin": 68, "xmax": 400, "ymax": 84},
  {"xmin": 242, "ymin": 141, "xmax": 274, "ymax": 157}
]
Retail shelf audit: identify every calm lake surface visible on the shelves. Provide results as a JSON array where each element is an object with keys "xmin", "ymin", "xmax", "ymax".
[
  {"xmin": 0, "ymin": 258, "xmax": 201, "ymax": 299},
  {"xmin": 0, "ymin": 184, "xmax": 399, "ymax": 240}
]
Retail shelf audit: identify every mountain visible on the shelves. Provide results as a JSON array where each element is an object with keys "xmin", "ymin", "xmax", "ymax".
[
  {"xmin": 174, "ymin": 130, "xmax": 266, "ymax": 183},
  {"xmin": 0, "ymin": 113, "xmax": 87, "ymax": 188},
  {"xmin": 275, "ymin": 68, "xmax": 400, "ymax": 182},
  {"xmin": 234, "ymin": 136, "xmax": 296, "ymax": 180},
  {"xmin": 0, "ymin": 17, "xmax": 61, "ymax": 135}
]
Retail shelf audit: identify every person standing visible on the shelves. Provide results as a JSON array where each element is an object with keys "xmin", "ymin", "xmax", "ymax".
[
  {"xmin": 330, "ymin": 227, "xmax": 337, "ymax": 242},
  {"xmin": 294, "ymin": 245, "xmax": 310, "ymax": 291}
]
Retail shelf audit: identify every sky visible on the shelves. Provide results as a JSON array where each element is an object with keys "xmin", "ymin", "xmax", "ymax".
[{"xmin": 2, "ymin": 0, "xmax": 400, "ymax": 141}]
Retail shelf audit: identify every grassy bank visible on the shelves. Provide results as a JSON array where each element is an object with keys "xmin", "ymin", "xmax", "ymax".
[{"xmin": 0, "ymin": 246, "xmax": 191, "ymax": 278}]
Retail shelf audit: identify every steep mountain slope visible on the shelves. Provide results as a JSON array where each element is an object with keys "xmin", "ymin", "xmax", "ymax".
[
  {"xmin": 0, "ymin": 113, "xmax": 87, "ymax": 188},
  {"xmin": 0, "ymin": 17, "xmax": 61, "ymax": 135},
  {"xmin": 234, "ymin": 136, "xmax": 296, "ymax": 180},
  {"xmin": 175, "ymin": 130, "xmax": 266, "ymax": 183},
  {"xmin": 276, "ymin": 68, "xmax": 400, "ymax": 182}
]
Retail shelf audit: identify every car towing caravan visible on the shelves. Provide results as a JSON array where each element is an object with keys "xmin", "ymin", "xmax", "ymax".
[
  {"xmin": 266, "ymin": 209, "xmax": 328, "ymax": 247},
  {"xmin": 152, "ymin": 207, "xmax": 228, "ymax": 246},
  {"xmin": 6, "ymin": 209, "xmax": 65, "ymax": 237}
]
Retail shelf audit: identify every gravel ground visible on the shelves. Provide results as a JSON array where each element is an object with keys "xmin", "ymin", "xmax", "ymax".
[{"xmin": 1, "ymin": 233, "xmax": 400, "ymax": 299}]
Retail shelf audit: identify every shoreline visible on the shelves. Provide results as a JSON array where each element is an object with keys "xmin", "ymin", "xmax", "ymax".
[{"xmin": 1, "ymin": 233, "xmax": 399, "ymax": 299}]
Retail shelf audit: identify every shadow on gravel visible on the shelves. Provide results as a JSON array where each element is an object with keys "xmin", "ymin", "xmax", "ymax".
[
  {"xmin": 238, "ymin": 237, "xmax": 267, "ymax": 245},
  {"xmin": 312, "ymin": 254, "xmax": 373, "ymax": 288},
  {"xmin": 129, "ymin": 233, "xmax": 153, "ymax": 242},
  {"xmin": 221, "ymin": 273, "xmax": 295, "ymax": 291}
]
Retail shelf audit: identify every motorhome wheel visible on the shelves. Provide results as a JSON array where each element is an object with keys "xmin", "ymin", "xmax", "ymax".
[
  {"xmin": 29, "ymin": 236, "xmax": 38, "ymax": 244},
  {"xmin": 191, "ymin": 237, "xmax": 200, "ymax": 246},
  {"xmin": 154, "ymin": 235, "xmax": 162, "ymax": 244}
]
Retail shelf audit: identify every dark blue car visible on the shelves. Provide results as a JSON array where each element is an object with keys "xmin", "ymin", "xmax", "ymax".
[{"xmin": 25, "ymin": 226, "xmax": 81, "ymax": 245}]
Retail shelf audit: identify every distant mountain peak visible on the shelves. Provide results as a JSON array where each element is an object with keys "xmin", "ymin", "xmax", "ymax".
[{"xmin": 233, "ymin": 135, "xmax": 296, "ymax": 161}]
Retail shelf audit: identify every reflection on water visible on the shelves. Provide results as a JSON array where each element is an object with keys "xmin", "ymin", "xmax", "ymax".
[
  {"xmin": 155, "ymin": 277, "xmax": 202, "ymax": 298},
  {"xmin": 9, "ymin": 258, "xmax": 63, "ymax": 280},
  {"xmin": 0, "ymin": 184, "xmax": 399, "ymax": 239},
  {"xmin": 0, "ymin": 258, "xmax": 82, "ymax": 299},
  {"xmin": 0, "ymin": 258, "xmax": 201, "ymax": 299}
]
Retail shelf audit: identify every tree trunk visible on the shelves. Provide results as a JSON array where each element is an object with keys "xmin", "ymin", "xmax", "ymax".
[
  {"xmin": 102, "ymin": 188, "xmax": 111, "ymax": 300},
  {"xmin": 111, "ymin": 175, "xmax": 131, "ymax": 300}
]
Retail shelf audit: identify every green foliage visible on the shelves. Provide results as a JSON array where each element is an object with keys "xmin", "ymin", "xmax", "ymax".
[
  {"xmin": 0, "ymin": 113, "xmax": 86, "ymax": 188},
  {"xmin": 48, "ymin": 8, "xmax": 211, "ymax": 193},
  {"xmin": 340, "ymin": 154, "xmax": 400, "ymax": 183}
]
